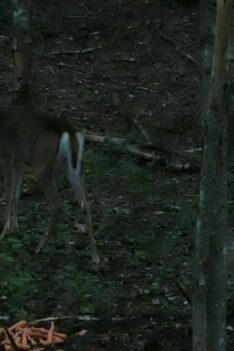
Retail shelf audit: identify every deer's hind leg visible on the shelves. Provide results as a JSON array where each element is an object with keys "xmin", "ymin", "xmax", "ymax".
[
  {"xmin": 32, "ymin": 135, "xmax": 62, "ymax": 254},
  {"xmin": 70, "ymin": 167, "xmax": 100, "ymax": 264}
]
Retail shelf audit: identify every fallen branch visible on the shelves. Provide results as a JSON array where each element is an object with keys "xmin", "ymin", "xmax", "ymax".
[
  {"xmin": 85, "ymin": 132, "xmax": 198, "ymax": 172},
  {"xmin": 144, "ymin": 142, "xmax": 201, "ymax": 168},
  {"xmin": 30, "ymin": 315, "xmax": 99, "ymax": 325},
  {"xmin": 85, "ymin": 133, "xmax": 159, "ymax": 161},
  {"xmin": 48, "ymin": 46, "xmax": 102, "ymax": 56},
  {"xmin": 130, "ymin": 109, "xmax": 200, "ymax": 169},
  {"xmin": 86, "ymin": 131, "xmax": 201, "ymax": 166}
]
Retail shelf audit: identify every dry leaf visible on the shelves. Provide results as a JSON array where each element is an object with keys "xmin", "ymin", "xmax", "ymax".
[{"xmin": 77, "ymin": 329, "xmax": 88, "ymax": 337}]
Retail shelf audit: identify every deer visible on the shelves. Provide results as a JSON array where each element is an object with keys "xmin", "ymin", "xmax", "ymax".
[{"xmin": 0, "ymin": 106, "xmax": 100, "ymax": 264}]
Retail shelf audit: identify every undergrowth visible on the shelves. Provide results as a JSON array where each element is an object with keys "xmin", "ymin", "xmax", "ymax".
[{"xmin": 0, "ymin": 149, "xmax": 196, "ymax": 320}]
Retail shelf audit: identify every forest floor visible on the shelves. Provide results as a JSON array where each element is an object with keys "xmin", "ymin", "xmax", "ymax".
[{"xmin": 0, "ymin": 0, "xmax": 234, "ymax": 350}]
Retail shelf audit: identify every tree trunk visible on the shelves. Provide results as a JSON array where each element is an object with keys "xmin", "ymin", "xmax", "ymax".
[
  {"xmin": 200, "ymin": 0, "xmax": 216, "ymax": 125},
  {"xmin": 206, "ymin": 1, "xmax": 231, "ymax": 349},
  {"xmin": 12, "ymin": 0, "xmax": 31, "ymax": 104},
  {"xmin": 227, "ymin": 8, "xmax": 234, "ymax": 159},
  {"xmin": 193, "ymin": 1, "xmax": 231, "ymax": 350}
]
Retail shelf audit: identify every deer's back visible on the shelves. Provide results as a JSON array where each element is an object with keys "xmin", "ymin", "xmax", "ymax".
[{"xmin": 0, "ymin": 106, "xmax": 75, "ymax": 165}]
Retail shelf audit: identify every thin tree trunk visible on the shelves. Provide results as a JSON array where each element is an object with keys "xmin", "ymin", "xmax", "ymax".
[
  {"xmin": 12, "ymin": 0, "xmax": 31, "ymax": 104},
  {"xmin": 193, "ymin": 0, "xmax": 231, "ymax": 350},
  {"xmin": 200, "ymin": 0, "xmax": 216, "ymax": 125},
  {"xmin": 227, "ymin": 7, "xmax": 234, "ymax": 159},
  {"xmin": 192, "ymin": 204, "xmax": 208, "ymax": 351},
  {"xmin": 206, "ymin": 1, "xmax": 231, "ymax": 349}
]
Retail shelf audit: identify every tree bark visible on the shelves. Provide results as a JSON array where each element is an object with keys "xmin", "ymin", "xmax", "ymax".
[
  {"xmin": 227, "ymin": 7, "xmax": 234, "ymax": 157},
  {"xmin": 200, "ymin": 0, "xmax": 216, "ymax": 125},
  {"xmin": 12, "ymin": 0, "xmax": 31, "ymax": 104},
  {"xmin": 206, "ymin": 1, "xmax": 231, "ymax": 349},
  {"xmin": 193, "ymin": 1, "xmax": 231, "ymax": 350}
]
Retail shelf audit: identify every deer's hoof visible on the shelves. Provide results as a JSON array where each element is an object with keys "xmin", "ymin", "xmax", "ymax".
[
  {"xmin": 35, "ymin": 233, "xmax": 49, "ymax": 255},
  {"xmin": 34, "ymin": 245, "xmax": 41, "ymax": 255},
  {"xmin": 1, "ymin": 222, "xmax": 19, "ymax": 240},
  {"xmin": 35, "ymin": 240, "xmax": 44, "ymax": 255},
  {"xmin": 0, "ymin": 232, "xmax": 6, "ymax": 241},
  {"xmin": 1, "ymin": 226, "xmax": 12, "ymax": 240},
  {"xmin": 92, "ymin": 254, "xmax": 101, "ymax": 265}
]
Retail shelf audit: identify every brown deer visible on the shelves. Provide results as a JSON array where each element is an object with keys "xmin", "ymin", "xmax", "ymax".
[{"xmin": 0, "ymin": 106, "xmax": 100, "ymax": 264}]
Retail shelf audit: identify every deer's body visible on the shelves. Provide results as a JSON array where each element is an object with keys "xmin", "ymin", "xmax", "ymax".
[
  {"xmin": 0, "ymin": 107, "xmax": 73, "ymax": 163},
  {"xmin": 0, "ymin": 106, "xmax": 100, "ymax": 264}
]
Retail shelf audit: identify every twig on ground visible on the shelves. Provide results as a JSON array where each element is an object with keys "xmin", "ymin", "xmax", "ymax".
[
  {"xmin": 137, "ymin": 86, "xmax": 155, "ymax": 93},
  {"xmin": 133, "ymin": 110, "xmax": 157, "ymax": 163},
  {"xmin": 30, "ymin": 315, "xmax": 100, "ymax": 326},
  {"xmin": 133, "ymin": 108, "xmax": 152, "ymax": 145},
  {"xmin": 48, "ymin": 46, "xmax": 102, "ymax": 55},
  {"xmin": 159, "ymin": 34, "xmax": 198, "ymax": 66},
  {"xmin": 175, "ymin": 281, "xmax": 192, "ymax": 305},
  {"xmin": 181, "ymin": 52, "xmax": 197, "ymax": 65}
]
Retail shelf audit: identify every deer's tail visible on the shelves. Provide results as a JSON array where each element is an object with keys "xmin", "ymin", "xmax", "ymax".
[{"xmin": 57, "ymin": 131, "xmax": 85, "ymax": 184}]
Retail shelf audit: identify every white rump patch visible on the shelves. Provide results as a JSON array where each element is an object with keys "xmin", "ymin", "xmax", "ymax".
[
  {"xmin": 56, "ymin": 131, "xmax": 85, "ymax": 189},
  {"xmin": 56, "ymin": 132, "xmax": 71, "ymax": 172}
]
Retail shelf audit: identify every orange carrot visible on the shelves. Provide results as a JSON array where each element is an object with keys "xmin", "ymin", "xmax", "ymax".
[
  {"xmin": 53, "ymin": 331, "xmax": 67, "ymax": 339},
  {"xmin": 20, "ymin": 328, "xmax": 31, "ymax": 334},
  {"xmin": 51, "ymin": 336, "xmax": 65, "ymax": 344},
  {"xmin": 25, "ymin": 333, "xmax": 37, "ymax": 346},
  {"xmin": 2, "ymin": 344, "xmax": 12, "ymax": 351},
  {"xmin": 46, "ymin": 322, "xmax": 54, "ymax": 344},
  {"xmin": 9, "ymin": 321, "xmax": 28, "ymax": 331},
  {"xmin": 2, "ymin": 340, "xmax": 11, "ymax": 345},
  {"xmin": 2, "ymin": 340, "xmax": 13, "ymax": 351},
  {"xmin": 31, "ymin": 327, "xmax": 48, "ymax": 334},
  {"xmin": 14, "ymin": 329, "xmax": 24, "ymax": 337},
  {"xmin": 14, "ymin": 334, "xmax": 22, "ymax": 344},
  {"xmin": 21, "ymin": 332, "xmax": 28, "ymax": 347},
  {"xmin": 27, "ymin": 330, "xmax": 47, "ymax": 339},
  {"xmin": 39, "ymin": 338, "xmax": 49, "ymax": 346},
  {"xmin": 14, "ymin": 342, "xmax": 30, "ymax": 350}
]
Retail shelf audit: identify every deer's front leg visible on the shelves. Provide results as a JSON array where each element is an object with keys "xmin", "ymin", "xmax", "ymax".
[
  {"xmin": 1, "ymin": 161, "xmax": 23, "ymax": 239},
  {"xmin": 11, "ymin": 164, "xmax": 23, "ymax": 233},
  {"xmin": 1, "ymin": 160, "xmax": 12, "ymax": 238},
  {"xmin": 1, "ymin": 199, "xmax": 12, "ymax": 240}
]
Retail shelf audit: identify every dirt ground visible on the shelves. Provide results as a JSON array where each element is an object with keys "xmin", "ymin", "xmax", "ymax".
[{"xmin": 0, "ymin": 1, "xmax": 233, "ymax": 350}]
